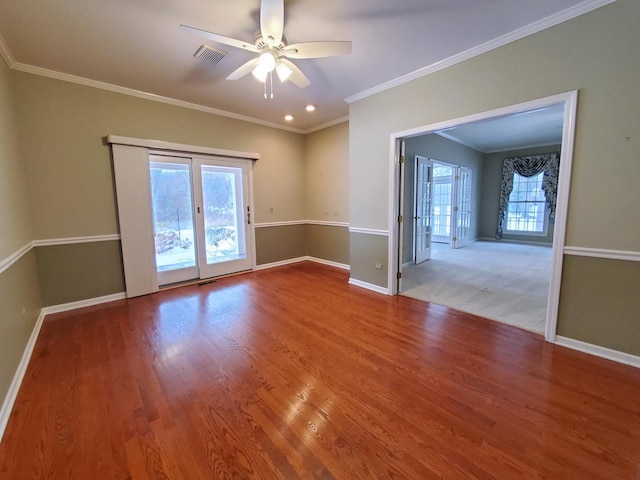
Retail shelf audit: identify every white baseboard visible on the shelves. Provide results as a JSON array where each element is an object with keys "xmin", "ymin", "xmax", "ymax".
[
  {"xmin": 0, "ymin": 310, "xmax": 46, "ymax": 443},
  {"xmin": 1, "ymin": 291, "xmax": 127, "ymax": 443},
  {"xmin": 41, "ymin": 292, "xmax": 126, "ymax": 316},
  {"xmin": 348, "ymin": 277, "xmax": 390, "ymax": 295},
  {"xmin": 254, "ymin": 257, "xmax": 308, "ymax": 271},
  {"xmin": 255, "ymin": 256, "xmax": 350, "ymax": 272},
  {"xmin": 477, "ymin": 237, "xmax": 553, "ymax": 247},
  {"xmin": 306, "ymin": 256, "xmax": 350, "ymax": 271},
  {"xmin": 554, "ymin": 336, "xmax": 640, "ymax": 369}
]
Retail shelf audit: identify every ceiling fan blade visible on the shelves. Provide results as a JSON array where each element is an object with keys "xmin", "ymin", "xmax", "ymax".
[
  {"xmin": 260, "ymin": 0, "xmax": 284, "ymax": 47},
  {"xmin": 227, "ymin": 58, "xmax": 260, "ymax": 80},
  {"xmin": 279, "ymin": 59, "xmax": 310, "ymax": 88},
  {"xmin": 180, "ymin": 24, "xmax": 260, "ymax": 53},
  {"xmin": 281, "ymin": 41, "xmax": 352, "ymax": 59}
]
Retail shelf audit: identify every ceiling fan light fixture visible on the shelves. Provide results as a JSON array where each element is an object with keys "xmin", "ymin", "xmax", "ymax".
[
  {"xmin": 251, "ymin": 66, "xmax": 269, "ymax": 82},
  {"xmin": 252, "ymin": 51, "xmax": 277, "ymax": 83},
  {"xmin": 258, "ymin": 51, "xmax": 276, "ymax": 72},
  {"xmin": 275, "ymin": 62, "xmax": 292, "ymax": 82}
]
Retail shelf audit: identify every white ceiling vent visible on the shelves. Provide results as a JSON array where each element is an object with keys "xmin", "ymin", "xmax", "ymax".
[{"xmin": 194, "ymin": 45, "xmax": 227, "ymax": 65}]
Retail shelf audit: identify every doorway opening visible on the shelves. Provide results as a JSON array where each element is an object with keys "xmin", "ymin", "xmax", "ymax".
[{"xmin": 388, "ymin": 91, "xmax": 578, "ymax": 342}]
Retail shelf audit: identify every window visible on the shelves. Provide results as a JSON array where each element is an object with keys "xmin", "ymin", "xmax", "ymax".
[
  {"xmin": 505, "ymin": 172, "xmax": 547, "ymax": 234},
  {"xmin": 432, "ymin": 163, "xmax": 453, "ymax": 239}
]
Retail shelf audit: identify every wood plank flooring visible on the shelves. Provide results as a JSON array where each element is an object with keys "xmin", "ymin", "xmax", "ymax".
[{"xmin": 1, "ymin": 262, "xmax": 639, "ymax": 479}]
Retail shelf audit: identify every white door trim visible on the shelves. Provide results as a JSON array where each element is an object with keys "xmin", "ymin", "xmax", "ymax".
[{"xmin": 387, "ymin": 90, "xmax": 579, "ymax": 343}]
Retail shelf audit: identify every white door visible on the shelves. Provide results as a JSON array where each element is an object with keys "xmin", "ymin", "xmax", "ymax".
[
  {"xmin": 414, "ymin": 156, "xmax": 433, "ymax": 264},
  {"xmin": 149, "ymin": 155, "xmax": 199, "ymax": 285},
  {"xmin": 397, "ymin": 140, "xmax": 406, "ymax": 293},
  {"xmin": 193, "ymin": 157, "xmax": 253, "ymax": 278},
  {"xmin": 453, "ymin": 166, "xmax": 472, "ymax": 249},
  {"xmin": 149, "ymin": 154, "xmax": 254, "ymax": 286}
]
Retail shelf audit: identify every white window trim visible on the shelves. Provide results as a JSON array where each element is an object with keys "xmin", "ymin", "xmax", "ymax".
[{"xmin": 504, "ymin": 172, "xmax": 549, "ymax": 237}]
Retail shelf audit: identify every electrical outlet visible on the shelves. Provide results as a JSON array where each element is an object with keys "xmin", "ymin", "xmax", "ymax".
[{"xmin": 375, "ymin": 263, "xmax": 383, "ymax": 270}]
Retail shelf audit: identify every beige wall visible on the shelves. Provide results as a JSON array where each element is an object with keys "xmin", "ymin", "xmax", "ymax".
[
  {"xmin": 349, "ymin": 0, "xmax": 640, "ymax": 353},
  {"xmin": 304, "ymin": 122, "xmax": 349, "ymax": 223},
  {"xmin": 350, "ymin": 0, "xmax": 640, "ymax": 251},
  {"xmin": 558, "ymin": 255, "xmax": 640, "ymax": 356},
  {"xmin": 0, "ymin": 57, "xmax": 32, "ymax": 257},
  {"xmin": 255, "ymin": 225, "xmax": 306, "ymax": 265},
  {"xmin": 0, "ymin": 60, "xmax": 42, "ymax": 406},
  {"xmin": 0, "ymin": 251, "xmax": 42, "ymax": 405},
  {"xmin": 35, "ymin": 241, "xmax": 124, "ymax": 306},
  {"xmin": 13, "ymin": 72, "xmax": 306, "ymax": 240}
]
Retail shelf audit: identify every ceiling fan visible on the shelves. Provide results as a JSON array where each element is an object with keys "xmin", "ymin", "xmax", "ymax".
[{"xmin": 180, "ymin": 0, "xmax": 351, "ymax": 98}]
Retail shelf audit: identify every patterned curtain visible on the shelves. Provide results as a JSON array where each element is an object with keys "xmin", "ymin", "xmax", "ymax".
[{"xmin": 496, "ymin": 153, "xmax": 560, "ymax": 239}]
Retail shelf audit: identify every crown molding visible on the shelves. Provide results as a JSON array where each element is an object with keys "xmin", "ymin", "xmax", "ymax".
[
  {"xmin": 302, "ymin": 116, "xmax": 349, "ymax": 134},
  {"xmin": 345, "ymin": 0, "xmax": 617, "ymax": 104},
  {"xmin": 9, "ymin": 61, "xmax": 306, "ymax": 134}
]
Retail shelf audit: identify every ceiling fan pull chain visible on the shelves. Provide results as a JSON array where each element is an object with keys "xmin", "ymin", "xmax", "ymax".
[{"xmin": 270, "ymin": 71, "xmax": 274, "ymax": 99}]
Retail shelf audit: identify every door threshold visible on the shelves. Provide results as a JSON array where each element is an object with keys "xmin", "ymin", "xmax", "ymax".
[{"xmin": 159, "ymin": 269, "xmax": 253, "ymax": 291}]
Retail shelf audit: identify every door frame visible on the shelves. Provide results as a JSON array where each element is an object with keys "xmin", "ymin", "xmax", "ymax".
[
  {"xmin": 387, "ymin": 91, "xmax": 578, "ymax": 343},
  {"xmin": 110, "ymin": 135, "xmax": 258, "ymax": 298}
]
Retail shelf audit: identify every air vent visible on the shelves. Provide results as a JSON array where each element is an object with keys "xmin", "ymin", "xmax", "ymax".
[{"xmin": 194, "ymin": 45, "xmax": 227, "ymax": 65}]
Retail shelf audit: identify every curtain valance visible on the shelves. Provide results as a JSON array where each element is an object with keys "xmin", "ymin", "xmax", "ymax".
[{"xmin": 496, "ymin": 153, "xmax": 559, "ymax": 239}]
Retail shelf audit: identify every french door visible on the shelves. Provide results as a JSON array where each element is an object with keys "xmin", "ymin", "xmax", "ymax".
[
  {"xmin": 413, "ymin": 155, "xmax": 433, "ymax": 264},
  {"xmin": 452, "ymin": 166, "xmax": 472, "ymax": 249},
  {"xmin": 149, "ymin": 154, "xmax": 253, "ymax": 286}
]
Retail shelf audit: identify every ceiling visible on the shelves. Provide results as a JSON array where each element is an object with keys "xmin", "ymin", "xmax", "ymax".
[
  {"xmin": 0, "ymin": 0, "xmax": 600, "ymax": 132},
  {"xmin": 435, "ymin": 103, "xmax": 565, "ymax": 153}
]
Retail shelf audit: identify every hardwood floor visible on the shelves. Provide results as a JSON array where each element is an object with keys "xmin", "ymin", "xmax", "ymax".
[{"xmin": 1, "ymin": 262, "xmax": 639, "ymax": 479}]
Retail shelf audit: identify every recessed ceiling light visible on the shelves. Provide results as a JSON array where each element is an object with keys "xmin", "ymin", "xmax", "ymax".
[
  {"xmin": 284, "ymin": 114, "xmax": 294, "ymax": 121},
  {"xmin": 305, "ymin": 104, "xmax": 316, "ymax": 112}
]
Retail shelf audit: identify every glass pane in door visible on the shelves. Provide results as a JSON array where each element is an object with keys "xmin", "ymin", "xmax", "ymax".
[
  {"xmin": 200, "ymin": 165, "xmax": 247, "ymax": 265},
  {"xmin": 149, "ymin": 161, "xmax": 197, "ymax": 272}
]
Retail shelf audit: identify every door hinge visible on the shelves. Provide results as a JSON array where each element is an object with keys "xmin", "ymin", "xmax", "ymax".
[
  {"xmin": 398, "ymin": 214, "xmax": 403, "ymax": 223},
  {"xmin": 455, "ymin": 175, "xmax": 460, "ymax": 180},
  {"xmin": 453, "ymin": 237, "xmax": 457, "ymax": 242},
  {"xmin": 399, "ymin": 155, "xmax": 405, "ymax": 164},
  {"xmin": 397, "ymin": 271, "xmax": 402, "ymax": 280}
]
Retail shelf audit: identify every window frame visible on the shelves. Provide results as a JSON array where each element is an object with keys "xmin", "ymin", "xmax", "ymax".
[{"xmin": 503, "ymin": 171, "xmax": 549, "ymax": 237}]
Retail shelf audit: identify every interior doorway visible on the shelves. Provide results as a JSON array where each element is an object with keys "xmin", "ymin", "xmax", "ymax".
[{"xmin": 389, "ymin": 91, "xmax": 578, "ymax": 342}]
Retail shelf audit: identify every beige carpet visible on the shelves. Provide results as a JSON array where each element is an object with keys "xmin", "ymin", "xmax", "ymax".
[{"xmin": 401, "ymin": 241, "xmax": 552, "ymax": 334}]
